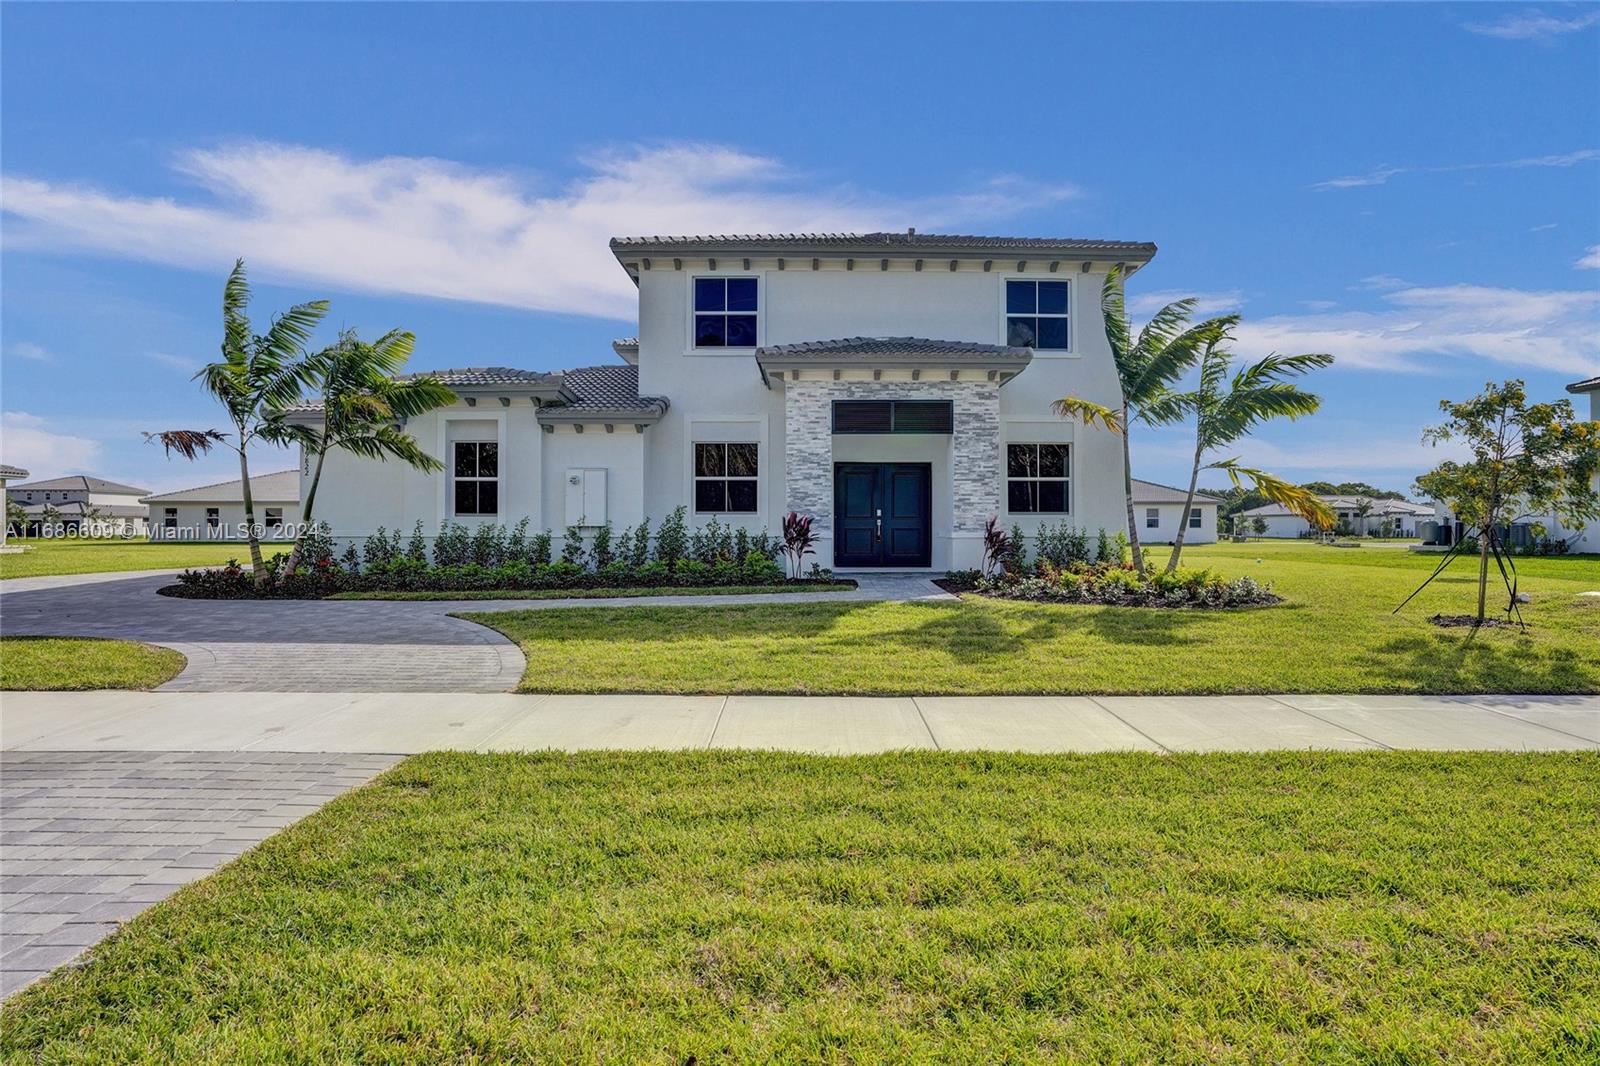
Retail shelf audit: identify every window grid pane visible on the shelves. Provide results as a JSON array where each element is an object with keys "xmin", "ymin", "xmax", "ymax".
[
  {"xmin": 694, "ymin": 442, "xmax": 759, "ymax": 513},
  {"xmin": 1006, "ymin": 443, "xmax": 1069, "ymax": 514},
  {"xmin": 1006, "ymin": 279, "xmax": 1068, "ymax": 351},
  {"xmin": 695, "ymin": 278, "xmax": 758, "ymax": 347}
]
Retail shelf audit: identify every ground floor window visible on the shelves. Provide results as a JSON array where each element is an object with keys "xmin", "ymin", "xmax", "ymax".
[
  {"xmin": 1146, "ymin": 508, "xmax": 1160, "ymax": 529},
  {"xmin": 453, "ymin": 442, "xmax": 499, "ymax": 516},
  {"xmin": 163, "ymin": 508, "xmax": 177, "ymax": 531},
  {"xmin": 1189, "ymin": 507, "xmax": 1202, "ymax": 529},
  {"xmin": 205, "ymin": 508, "xmax": 220, "ymax": 533},
  {"xmin": 1006, "ymin": 443, "xmax": 1069, "ymax": 513},
  {"xmin": 264, "ymin": 507, "xmax": 284, "ymax": 532},
  {"xmin": 694, "ymin": 442, "xmax": 758, "ymax": 513}
]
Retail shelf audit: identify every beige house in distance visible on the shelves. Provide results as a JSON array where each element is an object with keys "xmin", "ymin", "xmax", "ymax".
[{"xmin": 144, "ymin": 470, "xmax": 302, "ymax": 542}]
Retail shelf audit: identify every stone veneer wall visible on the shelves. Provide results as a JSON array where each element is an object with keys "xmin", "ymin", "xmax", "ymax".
[{"xmin": 782, "ymin": 378, "xmax": 1001, "ymax": 535}]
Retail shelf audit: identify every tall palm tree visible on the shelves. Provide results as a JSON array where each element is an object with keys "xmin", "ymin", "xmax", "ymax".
[
  {"xmin": 149, "ymin": 260, "xmax": 328, "ymax": 584},
  {"xmin": 284, "ymin": 329, "xmax": 456, "ymax": 574},
  {"xmin": 1163, "ymin": 329, "xmax": 1335, "ymax": 571},
  {"xmin": 1051, "ymin": 265, "xmax": 1229, "ymax": 576}
]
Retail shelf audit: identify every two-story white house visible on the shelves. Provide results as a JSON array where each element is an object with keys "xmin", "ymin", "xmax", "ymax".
[{"xmin": 293, "ymin": 231, "xmax": 1158, "ymax": 571}]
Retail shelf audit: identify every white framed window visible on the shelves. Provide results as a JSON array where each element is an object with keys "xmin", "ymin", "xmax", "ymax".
[
  {"xmin": 163, "ymin": 507, "xmax": 177, "ymax": 531},
  {"xmin": 264, "ymin": 507, "xmax": 284, "ymax": 532},
  {"xmin": 693, "ymin": 277, "xmax": 759, "ymax": 348},
  {"xmin": 453, "ymin": 441, "xmax": 499, "ymax": 516},
  {"xmin": 694, "ymin": 442, "xmax": 758, "ymax": 513},
  {"xmin": 205, "ymin": 507, "xmax": 220, "ymax": 533},
  {"xmin": 1188, "ymin": 508, "xmax": 1202, "ymax": 529},
  {"xmin": 1005, "ymin": 279, "xmax": 1069, "ymax": 350},
  {"xmin": 1006, "ymin": 444, "xmax": 1070, "ymax": 513},
  {"xmin": 1146, "ymin": 508, "xmax": 1160, "ymax": 529}
]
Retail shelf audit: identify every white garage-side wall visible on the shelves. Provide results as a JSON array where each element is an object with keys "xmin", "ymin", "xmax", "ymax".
[
  {"xmin": 148, "ymin": 501, "xmax": 303, "ymax": 542},
  {"xmin": 1135, "ymin": 502, "xmax": 1218, "ymax": 545}
]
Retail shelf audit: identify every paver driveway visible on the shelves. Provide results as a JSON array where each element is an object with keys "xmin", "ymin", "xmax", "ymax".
[
  {"xmin": 0, "ymin": 570, "xmax": 946, "ymax": 692},
  {"xmin": 0, "ymin": 750, "xmax": 401, "ymax": 998}
]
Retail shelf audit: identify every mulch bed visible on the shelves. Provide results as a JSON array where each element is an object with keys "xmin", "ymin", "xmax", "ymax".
[{"xmin": 1428, "ymin": 614, "xmax": 1521, "ymax": 629}]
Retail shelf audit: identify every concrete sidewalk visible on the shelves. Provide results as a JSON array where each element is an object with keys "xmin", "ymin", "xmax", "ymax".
[{"xmin": 4, "ymin": 691, "xmax": 1595, "ymax": 754}]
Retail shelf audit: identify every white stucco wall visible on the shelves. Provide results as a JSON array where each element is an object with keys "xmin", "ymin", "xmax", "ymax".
[
  {"xmin": 1135, "ymin": 502, "xmax": 1218, "ymax": 545},
  {"xmin": 148, "ymin": 501, "xmax": 302, "ymax": 542}
]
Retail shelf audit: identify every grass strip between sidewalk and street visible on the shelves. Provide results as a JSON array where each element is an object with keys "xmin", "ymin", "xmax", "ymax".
[{"xmin": 2, "ymin": 750, "xmax": 1595, "ymax": 1062}]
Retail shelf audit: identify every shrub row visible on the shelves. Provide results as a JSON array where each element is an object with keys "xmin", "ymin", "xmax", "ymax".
[
  {"xmin": 169, "ymin": 551, "xmax": 830, "ymax": 600},
  {"xmin": 954, "ymin": 560, "xmax": 1279, "ymax": 609}
]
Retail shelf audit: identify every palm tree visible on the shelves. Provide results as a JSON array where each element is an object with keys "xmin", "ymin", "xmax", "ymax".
[
  {"xmin": 1163, "ymin": 330, "xmax": 1335, "ymax": 571},
  {"xmin": 284, "ymin": 329, "xmax": 455, "ymax": 574},
  {"xmin": 148, "ymin": 260, "xmax": 328, "ymax": 584},
  {"xmin": 1051, "ymin": 266, "xmax": 1229, "ymax": 576}
]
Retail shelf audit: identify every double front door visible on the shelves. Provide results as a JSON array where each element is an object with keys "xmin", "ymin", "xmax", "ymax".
[{"xmin": 833, "ymin": 463, "xmax": 932, "ymax": 568}]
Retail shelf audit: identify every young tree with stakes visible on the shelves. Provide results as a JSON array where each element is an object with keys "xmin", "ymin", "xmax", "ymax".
[{"xmin": 1413, "ymin": 380, "xmax": 1600, "ymax": 623}]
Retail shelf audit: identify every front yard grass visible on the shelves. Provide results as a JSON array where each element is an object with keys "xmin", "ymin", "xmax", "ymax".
[
  {"xmin": 0, "ymin": 636, "xmax": 184, "ymax": 690},
  {"xmin": 3, "ymin": 751, "xmax": 1595, "ymax": 1062},
  {"xmin": 0, "ymin": 538, "xmax": 248, "ymax": 579},
  {"xmin": 330, "ymin": 582, "xmax": 855, "ymax": 600},
  {"xmin": 469, "ymin": 542, "xmax": 1600, "ymax": 694}
]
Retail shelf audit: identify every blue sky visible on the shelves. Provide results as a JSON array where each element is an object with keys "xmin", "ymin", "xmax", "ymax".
[{"xmin": 3, "ymin": 2, "xmax": 1597, "ymax": 496}]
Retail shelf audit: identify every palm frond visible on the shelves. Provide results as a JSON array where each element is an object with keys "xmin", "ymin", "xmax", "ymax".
[
  {"xmin": 144, "ymin": 429, "xmax": 228, "ymax": 460},
  {"xmin": 221, "ymin": 260, "xmax": 252, "ymax": 362},
  {"xmin": 1208, "ymin": 458, "xmax": 1336, "ymax": 528},
  {"xmin": 1051, "ymin": 395, "xmax": 1124, "ymax": 433},
  {"xmin": 1135, "ymin": 388, "xmax": 1191, "ymax": 427},
  {"xmin": 254, "ymin": 300, "xmax": 331, "ymax": 371},
  {"xmin": 1099, "ymin": 266, "xmax": 1131, "ymax": 367}
]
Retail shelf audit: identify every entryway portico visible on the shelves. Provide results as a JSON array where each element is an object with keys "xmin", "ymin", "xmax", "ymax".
[{"xmin": 756, "ymin": 337, "xmax": 1032, "ymax": 570}]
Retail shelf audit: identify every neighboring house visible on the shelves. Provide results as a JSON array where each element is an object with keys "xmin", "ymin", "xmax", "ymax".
[
  {"xmin": 1429, "ymin": 376, "xmax": 1600, "ymax": 553},
  {"xmin": 1130, "ymin": 479, "xmax": 1219, "ymax": 545},
  {"xmin": 1, "ymin": 463, "xmax": 29, "ymax": 547},
  {"xmin": 1238, "ymin": 495, "xmax": 1433, "ymax": 538},
  {"xmin": 6, "ymin": 475, "xmax": 150, "ymax": 537},
  {"xmin": 290, "ymin": 230, "xmax": 1159, "ymax": 570},
  {"xmin": 143, "ymin": 470, "xmax": 303, "ymax": 542}
]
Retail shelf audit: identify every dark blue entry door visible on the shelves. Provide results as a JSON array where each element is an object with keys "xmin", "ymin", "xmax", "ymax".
[{"xmin": 833, "ymin": 463, "xmax": 932, "ymax": 568}]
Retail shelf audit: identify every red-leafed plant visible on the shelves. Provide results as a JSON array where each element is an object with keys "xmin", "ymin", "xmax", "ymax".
[
  {"xmin": 781, "ymin": 512, "xmax": 816, "ymax": 579},
  {"xmin": 981, "ymin": 515, "xmax": 1012, "ymax": 577}
]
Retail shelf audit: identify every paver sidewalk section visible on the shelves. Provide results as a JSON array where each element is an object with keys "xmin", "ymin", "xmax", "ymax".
[
  {"xmin": 4, "ymin": 691, "xmax": 1595, "ymax": 754},
  {"xmin": 0, "ymin": 751, "xmax": 400, "ymax": 997}
]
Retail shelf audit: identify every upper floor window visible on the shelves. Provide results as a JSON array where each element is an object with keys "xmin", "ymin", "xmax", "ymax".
[
  {"xmin": 1007, "ymin": 443, "xmax": 1070, "ymax": 513},
  {"xmin": 694, "ymin": 442, "xmax": 758, "ymax": 513},
  {"xmin": 1006, "ymin": 280, "xmax": 1069, "ymax": 350},
  {"xmin": 694, "ymin": 277, "xmax": 758, "ymax": 348},
  {"xmin": 453, "ymin": 442, "xmax": 499, "ymax": 516}
]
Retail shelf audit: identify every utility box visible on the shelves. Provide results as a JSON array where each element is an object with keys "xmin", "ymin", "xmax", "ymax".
[{"xmin": 564, "ymin": 468, "xmax": 607, "ymax": 527}]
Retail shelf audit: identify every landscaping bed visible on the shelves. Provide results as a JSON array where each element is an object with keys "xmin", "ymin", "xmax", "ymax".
[
  {"xmin": 330, "ymin": 582, "xmax": 855, "ymax": 601},
  {"xmin": 0, "ymin": 636, "xmax": 185, "ymax": 690},
  {"xmin": 940, "ymin": 560, "xmax": 1280, "ymax": 608},
  {"xmin": 4, "ymin": 750, "xmax": 1595, "ymax": 1062}
]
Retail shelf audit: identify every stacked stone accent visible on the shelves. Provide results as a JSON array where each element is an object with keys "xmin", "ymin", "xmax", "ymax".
[{"xmin": 782, "ymin": 379, "xmax": 1001, "ymax": 535}]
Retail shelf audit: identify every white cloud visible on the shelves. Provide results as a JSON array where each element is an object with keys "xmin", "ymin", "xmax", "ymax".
[
  {"xmin": 7, "ymin": 341, "xmax": 51, "ymax": 362},
  {"xmin": 1, "ymin": 141, "xmax": 1079, "ymax": 322},
  {"xmin": 1299, "ymin": 299, "xmax": 1338, "ymax": 311},
  {"xmin": 1313, "ymin": 148, "xmax": 1599, "ymax": 190},
  {"xmin": 1463, "ymin": 9, "xmax": 1600, "ymax": 41},
  {"xmin": 1530, "ymin": 222, "xmax": 1558, "ymax": 232},
  {"xmin": 1232, "ymin": 283, "xmax": 1600, "ymax": 374},
  {"xmin": 1128, "ymin": 289, "xmax": 1244, "ymax": 316},
  {"xmin": 146, "ymin": 351, "xmax": 199, "ymax": 373},
  {"xmin": 1577, "ymin": 244, "xmax": 1600, "ymax": 269},
  {"xmin": 0, "ymin": 411, "xmax": 101, "ymax": 472}
]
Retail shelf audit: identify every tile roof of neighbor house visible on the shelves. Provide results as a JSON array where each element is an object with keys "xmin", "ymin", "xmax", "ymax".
[
  {"xmin": 1130, "ymin": 479, "xmax": 1224, "ymax": 504},
  {"xmin": 610, "ymin": 232, "xmax": 1158, "ymax": 260},
  {"xmin": 536, "ymin": 365, "xmax": 669, "ymax": 422},
  {"xmin": 9, "ymin": 475, "xmax": 150, "ymax": 495},
  {"xmin": 756, "ymin": 336, "xmax": 1035, "ymax": 363},
  {"xmin": 1566, "ymin": 375, "xmax": 1600, "ymax": 393},
  {"xmin": 142, "ymin": 469, "xmax": 301, "ymax": 504},
  {"xmin": 0, "ymin": 464, "xmax": 29, "ymax": 480}
]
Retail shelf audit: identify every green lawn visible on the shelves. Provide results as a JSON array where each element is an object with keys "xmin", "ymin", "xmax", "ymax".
[
  {"xmin": 0, "ymin": 538, "xmax": 250, "ymax": 579},
  {"xmin": 331, "ymin": 582, "xmax": 855, "ymax": 601},
  {"xmin": 469, "ymin": 542, "xmax": 1600, "ymax": 694},
  {"xmin": 3, "ymin": 751, "xmax": 1595, "ymax": 1062},
  {"xmin": 0, "ymin": 636, "xmax": 185, "ymax": 690}
]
